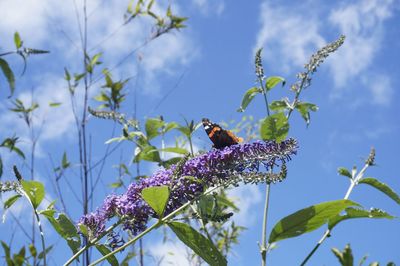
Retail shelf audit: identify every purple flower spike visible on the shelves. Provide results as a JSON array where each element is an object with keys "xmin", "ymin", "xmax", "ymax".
[{"xmin": 78, "ymin": 138, "xmax": 298, "ymax": 240}]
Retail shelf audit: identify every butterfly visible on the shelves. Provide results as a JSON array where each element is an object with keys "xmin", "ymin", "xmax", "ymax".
[{"xmin": 202, "ymin": 118, "xmax": 243, "ymax": 149}]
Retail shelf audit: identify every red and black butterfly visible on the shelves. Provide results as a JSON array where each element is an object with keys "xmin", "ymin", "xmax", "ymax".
[{"xmin": 202, "ymin": 118, "xmax": 243, "ymax": 149}]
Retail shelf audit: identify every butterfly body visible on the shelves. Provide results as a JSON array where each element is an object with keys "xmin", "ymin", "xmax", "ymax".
[{"xmin": 202, "ymin": 118, "xmax": 243, "ymax": 149}]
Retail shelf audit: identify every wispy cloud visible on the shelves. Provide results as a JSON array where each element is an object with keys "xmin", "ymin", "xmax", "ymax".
[
  {"xmin": 361, "ymin": 73, "xmax": 393, "ymax": 106},
  {"xmin": 0, "ymin": 0, "xmax": 197, "ymax": 144},
  {"xmin": 192, "ymin": 0, "xmax": 225, "ymax": 16},
  {"xmin": 327, "ymin": 0, "xmax": 395, "ymax": 100},
  {"xmin": 228, "ymin": 184, "xmax": 262, "ymax": 226},
  {"xmin": 254, "ymin": 0, "xmax": 397, "ymax": 106},
  {"xmin": 149, "ymin": 240, "xmax": 190, "ymax": 266},
  {"xmin": 254, "ymin": 2, "xmax": 325, "ymax": 73}
]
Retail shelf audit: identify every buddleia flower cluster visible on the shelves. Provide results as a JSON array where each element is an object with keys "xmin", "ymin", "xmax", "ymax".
[{"xmin": 78, "ymin": 138, "xmax": 298, "ymax": 242}]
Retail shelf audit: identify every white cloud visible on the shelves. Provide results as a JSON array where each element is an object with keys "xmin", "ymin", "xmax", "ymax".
[
  {"xmin": 228, "ymin": 185, "xmax": 262, "ymax": 226},
  {"xmin": 254, "ymin": 2, "xmax": 325, "ymax": 73},
  {"xmin": 0, "ymin": 0, "xmax": 197, "ymax": 147},
  {"xmin": 192, "ymin": 0, "xmax": 225, "ymax": 16},
  {"xmin": 254, "ymin": 0, "xmax": 397, "ymax": 105},
  {"xmin": 327, "ymin": 0, "xmax": 395, "ymax": 93},
  {"xmin": 149, "ymin": 240, "xmax": 190, "ymax": 266},
  {"xmin": 362, "ymin": 74, "xmax": 393, "ymax": 106}
]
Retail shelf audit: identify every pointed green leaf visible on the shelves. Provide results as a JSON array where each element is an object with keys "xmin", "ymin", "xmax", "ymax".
[
  {"xmin": 37, "ymin": 245, "xmax": 53, "ymax": 259},
  {"xmin": 265, "ymin": 76, "xmax": 285, "ymax": 91},
  {"xmin": 13, "ymin": 246, "xmax": 26, "ymax": 266},
  {"xmin": 295, "ymin": 102, "xmax": 318, "ymax": 126},
  {"xmin": 269, "ymin": 200, "xmax": 359, "ymax": 243},
  {"xmin": 269, "ymin": 100, "xmax": 289, "ymax": 112},
  {"xmin": 28, "ymin": 244, "xmax": 37, "ymax": 258},
  {"xmin": 62, "ymin": 152, "xmax": 70, "ymax": 169},
  {"xmin": 0, "ymin": 58, "xmax": 16, "ymax": 96},
  {"xmin": 21, "ymin": 180, "xmax": 45, "ymax": 209},
  {"xmin": 328, "ymin": 207, "xmax": 395, "ymax": 230},
  {"xmin": 164, "ymin": 122, "xmax": 179, "ymax": 133},
  {"xmin": 332, "ymin": 244, "xmax": 354, "ymax": 266},
  {"xmin": 44, "ymin": 213, "xmax": 81, "ymax": 255},
  {"xmin": 159, "ymin": 147, "xmax": 189, "ymax": 155},
  {"xmin": 141, "ymin": 186, "xmax": 170, "ymax": 217},
  {"xmin": 4, "ymin": 194, "xmax": 22, "ymax": 209},
  {"xmin": 237, "ymin": 87, "xmax": 262, "ymax": 112},
  {"xmin": 95, "ymin": 245, "xmax": 118, "ymax": 266},
  {"xmin": 1, "ymin": 241, "xmax": 12, "ymax": 265},
  {"xmin": 338, "ymin": 167, "xmax": 352, "ymax": 179},
  {"xmin": 14, "ymin": 32, "xmax": 23, "ymax": 49},
  {"xmin": 260, "ymin": 112, "xmax": 289, "ymax": 142},
  {"xmin": 359, "ymin": 177, "xmax": 400, "ymax": 205},
  {"xmin": 168, "ymin": 221, "xmax": 227, "ymax": 266},
  {"xmin": 145, "ymin": 118, "xmax": 164, "ymax": 140},
  {"xmin": 49, "ymin": 102, "xmax": 62, "ymax": 107},
  {"xmin": 135, "ymin": 145, "xmax": 161, "ymax": 163}
]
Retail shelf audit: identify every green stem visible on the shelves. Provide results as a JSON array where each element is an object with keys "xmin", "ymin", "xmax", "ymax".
[
  {"xmin": 34, "ymin": 209, "xmax": 46, "ymax": 266},
  {"xmin": 260, "ymin": 184, "xmax": 271, "ymax": 266},
  {"xmin": 63, "ymin": 222, "xmax": 121, "ymax": 266},
  {"xmin": 188, "ymin": 135, "xmax": 194, "ymax": 156},
  {"xmin": 300, "ymin": 163, "xmax": 370, "ymax": 265},
  {"xmin": 259, "ymin": 75, "xmax": 272, "ymax": 266}
]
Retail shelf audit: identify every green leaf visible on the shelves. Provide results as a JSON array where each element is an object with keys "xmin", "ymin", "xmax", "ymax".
[
  {"xmin": 121, "ymin": 251, "xmax": 136, "ymax": 266},
  {"xmin": 168, "ymin": 221, "xmax": 227, "ymax": 266},
  {"xmin": 95, "ymin": 245, "xmax": 118, "ymax": 266},
  {"xmin": 28, "ymin": 244, "xmax": 37, "ymax": 258},
  {"xmin": 37, "ymin": 245, "xmax": 53, "ymax": 259},
  {"xmin": 61, "ymin": 152, "xmax": 70, "ymax": 169},
  {"xmin": 141, "ymin": 186, "xmax": 170, "ymax": 217},
  {"xmin": 269, "ymin": 100, "xmax": 289, "ymax": 112},
  {"xmin": 109, "ymin": 181, "xmax": 123, "ymax": 188},
  {"xmin": 4, "ymin": 194, "xmax": 22, "ymax": 209},
  {"xmin": 260, "ymin": 112, "xmax": 289, "ymax": 142},
  {"xmin": 13, "ymin": 246, "xmax": 25, "ymax": 266},
  {"xmin": 21, "ymin": 180, "xmax": 45, "ymax": 209},
  {"xmin": 49, "ymin": 102, "xmax": 62, "ymax": 107},
  {"xmin": 1, "ymin": 241, "xmax": 11, "ymax": 261},
  {"xmin": 44, "ymin": 213, "xmax": 81, "ymax": 255},
  {"xmin": 14, "ymin": 32, "xmax": 23, "ymax": 49},
  {"xmin": 159, "ymin": 147, "xmax": 189, "ymax": 155},
  {"xmin": 135, "ymin": 145, "xmax": 161, "ymax": 163},
  {"xmin": 145, "ymin": 118, "xmax": 164, "ymax": 140},
  {"xmin": 0, "ymin": 58, "xmax": 16, "ymax": 96},
  {"xmin": 237, "ymin": 87, "xmax": 262, "ymax": 112},
  {"xmin": 332, "ymin": 244, "xmax": 354, "ymax": 266},
  {"xmin": 338, "ymin": 167, "xmax": 352, "ymax": 179},
  {"xmin": 265, "ymin": 76, "xmax": 285, "ymax": 91},
  {"xmin": 164, "ymin": 122, "xmax": 179, "ymax": 133},
  {"xmin": 269, "ymin": 199, "xmax": 359, "ymax": 243},
  {"xmin": 295, "ymin": 102, "xmax": 318, "ymax": 126},
  {"xmin": 358, "ymin": 177, "xmax": 400, "ymax": 205},
  {"xmin": 328, "ymin": 207, "xmax": 395, "ymax": 230}
]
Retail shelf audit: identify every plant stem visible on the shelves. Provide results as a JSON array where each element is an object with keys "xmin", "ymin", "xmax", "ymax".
[
  {"xmin": 260, "ymin": 184, "xmax": 271, "ymax": 266},
  {"xmin": 63, "ymin": 222, "xmax": 121, "ymax": 266},
  {"xmin": 300, "ymin": 163, "xmax": 370, "ymax": 265},
  {"xmin": 259, "ymin": 75, "xmax": 272, "ymax": 265},
  {"xmin": 188, "ymin": 135, "xmax": 194, "ymax": 157},
  {"xmin": 34, "ymin": 209, "xmax": 47, "ymax": 266}
]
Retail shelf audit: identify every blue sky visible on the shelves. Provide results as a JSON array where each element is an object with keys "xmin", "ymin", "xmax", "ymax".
[{"xmin": 0, "ymin": 0, "xmax": 399, "ymax": 265}]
